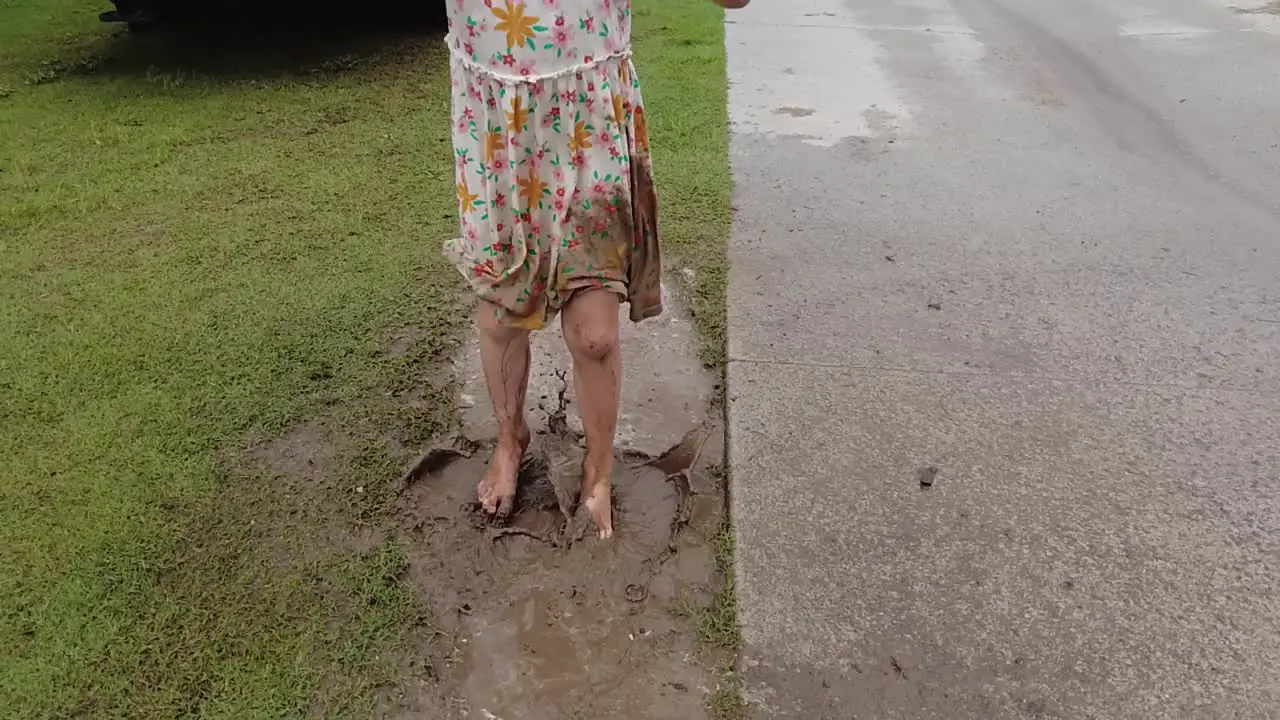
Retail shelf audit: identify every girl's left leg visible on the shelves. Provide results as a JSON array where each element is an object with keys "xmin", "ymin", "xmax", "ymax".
[{"xmin": 560, "ymin": 290, "xmax": 622, "ymax": 539}]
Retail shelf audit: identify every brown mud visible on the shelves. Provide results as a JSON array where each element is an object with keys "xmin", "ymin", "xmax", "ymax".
[{"xmin": 382, "ymin": 400, "xmax": 731, "ymax": 720}]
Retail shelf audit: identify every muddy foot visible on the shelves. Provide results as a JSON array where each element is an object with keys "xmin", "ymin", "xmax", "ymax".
[
  {"xmin": 580, "ymin": 457, "xmax": 614, "ymax": 539},
  {"xmin": 478, "ymin": 430, "xmax": 529, "ymax": 517}
]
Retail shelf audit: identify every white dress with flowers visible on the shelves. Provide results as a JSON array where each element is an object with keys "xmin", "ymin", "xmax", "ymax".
[{"xmin": 444, "ymin": 0, "xmax": 662, "ymax": 330}]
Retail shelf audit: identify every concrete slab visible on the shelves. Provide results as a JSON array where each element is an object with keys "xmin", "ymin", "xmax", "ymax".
[
  {"xmin": 725, "ymin": 0, "xmax": 1280, "ymax": 716},
  {"xmin": 729, "ymin": 361, "xmax": 1280, "ymax": 718},
  {"xmin": 454, "ymin": 285, "xmax": 713, "ymax": 459}
]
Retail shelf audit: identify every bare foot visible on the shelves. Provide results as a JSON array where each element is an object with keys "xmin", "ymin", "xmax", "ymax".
[
  {"xmin": 478, "ymin": 428, "xmax": 529, "ymax": 517},
  {"xmin": 580, "ymin": 455, "xmax": 614, "ymax": 539}
]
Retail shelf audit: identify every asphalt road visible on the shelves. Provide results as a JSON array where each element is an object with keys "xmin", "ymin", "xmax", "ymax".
[{"xmin": 724, "ymin": 1, "xmax": 1280, "ymax": 717}]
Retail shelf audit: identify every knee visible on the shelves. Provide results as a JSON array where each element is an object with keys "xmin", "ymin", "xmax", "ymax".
[{"xmin": 565, "ymin": 316, "xmax": 619, "ymax": 362}]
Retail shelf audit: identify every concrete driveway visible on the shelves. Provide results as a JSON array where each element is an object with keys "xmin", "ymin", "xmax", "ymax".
[{"xmin": 725, "ymin": 0, "xmax": 1280, "ymax": 717}]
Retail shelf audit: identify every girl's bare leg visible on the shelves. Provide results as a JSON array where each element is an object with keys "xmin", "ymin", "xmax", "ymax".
[
  {"xmin": 561, "ymin": 290, "xmax": 622, "ymax": 539},
  {"xmin": 476, "ymin": 300, "xmax": 531, "ymax": 516}
]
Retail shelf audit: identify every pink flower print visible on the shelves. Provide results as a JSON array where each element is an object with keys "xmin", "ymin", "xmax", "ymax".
[
  {"xmin": 552, "ymin": 26, "xmax": 573, "ymax": 54},
  {"xmin": 494, "ymin": 192, "xmax": 507, "ymax": 208},
  {"xmin": 550, "ymin": 106, "xmax": 561, "ymax": 120},
  {"xmin": 597, "ymin": 129, "xmax": 611, "ymax": 145},
  {"xmin": 582, "ymin": 14, "xmax": 595, "ymax": 33},
  {"xmin": 457, "ymin": 154, "xmax": 470, "ymax": 171},
  {"xmin": 560, "ymin": 90, "xmax": 575, "ymax": 104},
  {"xmin": 541, "ymin": 0, "xmax": 559, "ymax": 8},
  {"xmin": 592, "ymin": 181, "xmax": 607, "ymax": 196},
  {"xmin": 529, "ymin": 222, "xmax": 542, "ymax": 237},
  {"xmin": 609, "ymin": 146, "xmax": 620, "ymax": 160},
  {"xmin": 463, "ymin": 107, "xmax": 475, "ymax": 121},
  {"xmin": 593, "ymin": 219, "xmax": 609, "ymax": 235},
  {"xmin": 516, "ymin": 61, "xmax": 537, "ymax": 78},
  {"xmin": 502, "ymin": 52, "xmax": 517, "ymax": 68},
  {"xmin": 554, "ymin": 198, "xmax": 566, "ymax": 213},
  {"xmin": 488, "ymin": 158, "xmax": 508, "ymax": 175},
  {"xmin": 567, "ymin": 236, "xmax": 582, "ymax": 251},
  {"xmin": 465, "ymin": 224, "xmax": 479, "ymax": 242}
]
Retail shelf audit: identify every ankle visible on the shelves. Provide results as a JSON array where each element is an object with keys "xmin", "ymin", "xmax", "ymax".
[
  {"xmin": 496, "ymin": 428, "xmax": 528, "ymax": 455},
  {"xmin": 583, "ymin": 448, "xmax": 614, "ymax": 475}
]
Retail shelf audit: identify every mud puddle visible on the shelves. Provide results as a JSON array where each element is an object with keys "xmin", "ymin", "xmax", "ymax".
[{"xmin": 386, "ymin": 409, "xmax": 728, "ymax": 720}]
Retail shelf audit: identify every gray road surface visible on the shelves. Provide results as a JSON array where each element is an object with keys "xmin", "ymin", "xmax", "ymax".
[{"xmin": 724, "ymin": 0, "xmax": 1280, "ymax": 717}]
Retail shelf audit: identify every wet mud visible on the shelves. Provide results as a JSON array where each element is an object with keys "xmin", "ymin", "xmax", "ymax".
[{"xmin": 384, "ymin": 412, "xmax": 728, "ymax": 720}]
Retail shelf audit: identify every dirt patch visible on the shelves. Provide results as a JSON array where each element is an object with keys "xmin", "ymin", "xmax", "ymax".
[
  {"xmin": 382, "ymin": 400, "xmax": 730, "ymax": 719},
  {"xmin": 1234, "ymin": 1, "xmax": 1280, "ymax": 15}
]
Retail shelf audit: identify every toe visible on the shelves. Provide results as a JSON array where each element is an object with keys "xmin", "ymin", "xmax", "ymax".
[{"xmin": 495, "ymin": 493, "xmax": 515, "ymax": 518}]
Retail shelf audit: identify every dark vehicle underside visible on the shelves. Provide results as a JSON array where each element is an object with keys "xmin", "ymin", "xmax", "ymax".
[{"xmin": 99, "ymin": 0, "xmax": 446, "ymax": 28}]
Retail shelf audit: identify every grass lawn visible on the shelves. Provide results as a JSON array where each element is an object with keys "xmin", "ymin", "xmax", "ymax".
[{"xmin": 0, "ymin": 1, "xmax": 730, "ymax": 717}]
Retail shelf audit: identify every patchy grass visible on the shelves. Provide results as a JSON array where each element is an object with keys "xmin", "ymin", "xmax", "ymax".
[
  {"xmin": 703, "ymin": 524, "xmax": 749, "ymax": 718},
  {"xmin": 633, "ymin": 0, "xmax": 733, "ymax": 368},
  {"xmin": 1, "ymin": 3, "xmax": 462, "ymax": 717},
  {"xmin": 2, "ymin": 0, "xmax": 735, "ymax": 718},
  {"xmin": 707, "ymin": 684, "xmax": 751, "ymax": 720},
  {"xmin": 693, "ymin": 525, "xmax": 742, "ymax": 650}
]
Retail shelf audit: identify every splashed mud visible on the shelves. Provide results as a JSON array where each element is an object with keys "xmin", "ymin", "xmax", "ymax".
[{"xmin": 385, "ymin": 414, "xmax": 727, "ymax": 720}]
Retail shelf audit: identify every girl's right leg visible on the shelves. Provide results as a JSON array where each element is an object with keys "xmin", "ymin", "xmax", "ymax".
[{"xmin": 476, "ymin": 300, "xmax": 532, "ymax": 516}]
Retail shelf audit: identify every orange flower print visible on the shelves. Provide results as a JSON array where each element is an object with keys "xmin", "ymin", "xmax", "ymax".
[
  {"xmin": 569, "ymin": 121, "xmax": 593, "ymax": 155},
  {"xmin": 485, "ymin": 129, "xmax": 505, "ymax": 163},
  {"xmin": 506, "ymin": 96, "xmax": 530, "ymax": 132},
  {"xmin": 458, "ymin": 180, "xmax": 481, "ymax": 215},
  {"xmin": 633, "ymin": 105, "xmax": 650, "ymax": 153},
  {"xmin": 518, "ymin": 168, "xmax": 548, "ymax": 207},
  {"xmin": 492, "ymin": 1, "xmax": 542, "ymax": 51},
  {"xmin": 611, "ymin": 93, "xmax": 626, "ymax": 126}
]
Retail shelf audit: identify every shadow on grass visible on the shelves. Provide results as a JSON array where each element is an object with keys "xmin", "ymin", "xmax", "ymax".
[{"xmin": 28, "ymin": 0, "xmax": 448, "ymax": 85}]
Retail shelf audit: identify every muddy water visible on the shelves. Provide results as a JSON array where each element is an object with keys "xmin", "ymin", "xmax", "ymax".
[{"xmin": 389, "ymin": 423, "xmax": 725, "ymax": 720}]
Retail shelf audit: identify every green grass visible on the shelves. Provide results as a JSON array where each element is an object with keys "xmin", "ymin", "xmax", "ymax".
[
  {"xmin": 633, "ymin": 0, "xmax": 733, "ymax": 367},
  {"xmin": 0, "ymin": 1, "xmax": 733, "ymax": 717},
  {"xmin": 1, "ymin": 4, "xmax": 462, "ymax": 716}
]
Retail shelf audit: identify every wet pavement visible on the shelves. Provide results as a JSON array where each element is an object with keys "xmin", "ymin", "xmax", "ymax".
[{"xmin": 726, "ymin": 0, "xmax": 1280, "ymax": 717}]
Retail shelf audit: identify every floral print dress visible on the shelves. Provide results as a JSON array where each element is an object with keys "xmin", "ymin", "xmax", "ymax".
[{"xmin": 444, "ymin": 0, "xmax": 663, "ymax": 330}]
